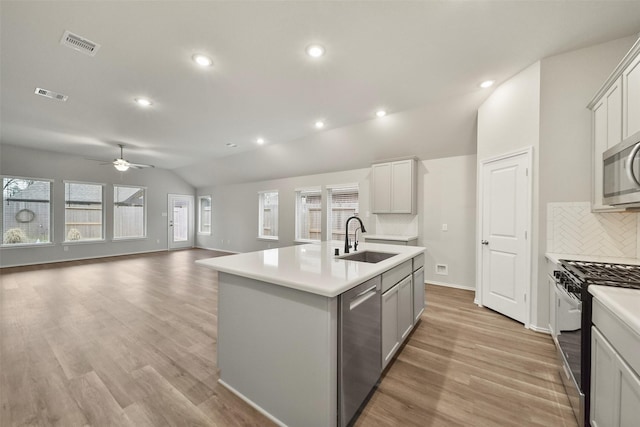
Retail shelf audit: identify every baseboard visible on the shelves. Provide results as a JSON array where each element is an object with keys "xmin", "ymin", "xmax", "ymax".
[
  {"xmin": 218, "ymin": 379, "xmax": 286, "ymax": 427},
  {"xmin": 0, "ymin": 249, "xmax": 167, "ymax": 269},
  {"xmin": 426, "ymin": 280, "xmax": 476, "ymax": 291},
  {"xmin": 195, "ymin": 245, "xmax": 240, "ymax": 254},
  {"xmin": 528, "ymin": 324, "xmax": 551, "ymax": 335}
]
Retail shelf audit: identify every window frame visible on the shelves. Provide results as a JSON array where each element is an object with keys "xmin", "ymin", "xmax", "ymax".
[
  {"xmin": 113, "ymin": 184, "xmax": 147, "ymax": 241},
  {"xmin": 326, "ymin": 184, "xmax": 360, "ymax": 242},
  {"xmin": 63, "ymin": 180, "xmax": 105, "ymax": 243},
  {"xmin": 294, "ymin": 187, "xmax": 322, "ymax": 243},
  {"xmin": 258, "ymin": 190, "xmax": 279, "ymax": 241},
  {"xmin": 1, "ymin": 175, "xmax": 54, "ymax": 247},
  {"xmin": 198, "ymin": 195, "xmax": 212, "ymax": 235}
]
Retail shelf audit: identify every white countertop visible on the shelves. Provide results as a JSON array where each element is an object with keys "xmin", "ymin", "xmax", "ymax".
[
  {"xmin": 364, "ymin": 234, "xmax": 418, "ymax": 242},
  {"xmin": 196, "ymin": 241, "xmax": 425, "ymax": 298},
  {"xmin": 546, "ymin": 252, "xmax": 640, "ymax": 265},
  {"xmin": 589, "ymin": 285, "xmax": 640, "ymax": 336}
]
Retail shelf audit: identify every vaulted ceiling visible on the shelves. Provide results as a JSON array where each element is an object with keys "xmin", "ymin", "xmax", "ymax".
[{"xmin": 2, "ymin": 1, "xmax": 640, "ymax": 187}]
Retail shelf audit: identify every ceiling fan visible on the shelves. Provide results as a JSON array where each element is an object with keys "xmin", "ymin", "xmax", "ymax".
[{"xmin": 92, "ymin": 144, "xmax": 155, "ymax": 171}]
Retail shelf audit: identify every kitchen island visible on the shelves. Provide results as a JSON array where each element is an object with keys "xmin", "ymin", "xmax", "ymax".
[{"xmin": 196, "ymin": 242, "xmax": 425, "ymax": 427}]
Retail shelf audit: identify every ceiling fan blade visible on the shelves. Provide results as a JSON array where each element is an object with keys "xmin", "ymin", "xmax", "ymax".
[{"xmin": 128, "ymin": 163, "xmax": 155, "ymax": 169}]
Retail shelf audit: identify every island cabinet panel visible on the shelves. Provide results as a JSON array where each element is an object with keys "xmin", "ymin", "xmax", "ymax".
[
  {"xmin": 382, "ymin": 274, "xmax": 413, "ymax": 370},
  {"xmin": 381, "ymin": 284, "xmax": 400, "ymax": 369},
  {"xmin": 217, "ymin": 273, "xmax": 337, "ymax": 427}
]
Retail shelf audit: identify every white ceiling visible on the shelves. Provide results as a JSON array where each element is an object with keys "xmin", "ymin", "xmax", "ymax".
[{"xmin": 2, "ymin": 1, "xmax": 640, "ymax": 187}]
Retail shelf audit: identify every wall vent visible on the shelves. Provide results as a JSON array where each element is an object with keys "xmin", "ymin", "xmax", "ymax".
[
  {"xmin": 34, "ymin": 87, "xmax": 68, "ymax": 102},
  {"xmin": 60, "ymin": 30, "xmax": 100, "ymax": 56}
]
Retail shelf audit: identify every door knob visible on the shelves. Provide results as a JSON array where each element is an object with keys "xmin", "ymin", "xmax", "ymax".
[{"xmin": 481, "ymin": 240, "xmax": 489, "ymax": 245}]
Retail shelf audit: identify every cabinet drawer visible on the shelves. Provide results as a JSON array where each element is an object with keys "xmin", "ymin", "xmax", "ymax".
[
  {"xmin": 382, "ymin": 260, "xmax": 412, "ymax": 293},
  {"xmin": 412, "ymin": 254, "xmax": 424, "ymax": 272}
]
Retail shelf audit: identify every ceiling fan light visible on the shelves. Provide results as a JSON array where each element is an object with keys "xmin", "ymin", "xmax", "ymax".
[{"xmin": 114, "ymin": 159, "xmax": 130, "ymax": 171}]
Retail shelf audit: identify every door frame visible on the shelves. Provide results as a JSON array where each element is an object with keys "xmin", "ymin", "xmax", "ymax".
[
  {"xmin": 167, "ymin": 194, "xmax": 195, "ymax": 250},
  {"xmin": 475, "ymin": 146, "xmax": 533, "ymax": 328}
]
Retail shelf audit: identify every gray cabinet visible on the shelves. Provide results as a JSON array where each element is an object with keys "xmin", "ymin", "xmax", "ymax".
[
  {"xmin": 371, "ymin": 159, "xmax": 416, "ymax": 214},
  {"xmin": 591, "ymin": 327, "xmax": 640, "ymax": 427},
  {"xmin": 413, "ymin": 266, "xmax": 424, "ymax": 324},
  {"xmin": 382, "ymin": 274, "xmax": 413, "ymax": 369},
  {"xmin": 589, "ymin": 38, "xmax": 640, "ymax": 212}
]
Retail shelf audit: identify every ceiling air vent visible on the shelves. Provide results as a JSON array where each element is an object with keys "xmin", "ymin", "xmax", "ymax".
[
  {"xmin": 34, "ymin": 88, "xmax": 68, "ymax": 102},
  {"xmin": 60, "ymin": 30, "xmax": 100, "ymax": 56}
]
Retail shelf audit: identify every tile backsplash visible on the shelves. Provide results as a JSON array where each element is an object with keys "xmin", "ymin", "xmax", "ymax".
[{"xmin": 547, "ymin": 202, "xmax": 639, "ymax": 258}]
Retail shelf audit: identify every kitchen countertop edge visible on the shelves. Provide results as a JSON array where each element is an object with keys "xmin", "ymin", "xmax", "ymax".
[
  {"xmin": 196, "ymin": 242, "xmax": 425, "ymax": 298},
  {"xmin": 589, "ymin": 285, "xmax": 640, "ymax": 337},
  {"xmin": 545, "ymin": 252, "xmax": 640, "ymax": 266}
]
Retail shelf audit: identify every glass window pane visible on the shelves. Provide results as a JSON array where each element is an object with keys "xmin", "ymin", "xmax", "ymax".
[
  {"xmin": 259, "ymin": 191, "xmax": 278, "ymax": 238},
  {"xmin": 114, "ymin": 185, "xmax": 146, "ymax": 239},
  {"xmin": 199, "ymin": 196, "xmax": 211, "ymax": 234},
  {"xmin": 296, "ymin": 190, "xmax": 321, "ymax": 241},
  {"xmin": 2, "ymin": 177, "xmax": 51, "ymax": 245},
  {"xmin": 65, "ymin": 182, "xmax": 103, "ymax": 241},
  {"xmin": 328, "ymin": 186, "xmax": 359, "ymax": 241}
]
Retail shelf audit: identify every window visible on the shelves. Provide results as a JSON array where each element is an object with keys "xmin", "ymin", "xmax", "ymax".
[
  {"xmin": 65, "ymin": 182, "xmax": 104, "ymax": 242},
  {"xmin": 114, "ymin": 185, "xmax": 146, "ymax": 239},
  {"xmin": 327, "ymin": 185, "xmax": 359, "ymax": 241},
  {"xmin": 198, "ymin": 196, "xmax": 212, "ymax": 235},
  {"xmin": 295, "ymin": 188, "xmax": 321, "ymax": 242},
  {"xmin": 2, "ymin": 177, "xmax": 52, "ymax": 245},
  {"xmin": 258, "ymin": 190, "xmax": 278, "ymax": 239}
]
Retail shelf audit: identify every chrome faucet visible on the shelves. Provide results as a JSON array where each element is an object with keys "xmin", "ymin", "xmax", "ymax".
[{"xmin": 344, "ymin": 216, "xmax": 366, "ymax": 254}]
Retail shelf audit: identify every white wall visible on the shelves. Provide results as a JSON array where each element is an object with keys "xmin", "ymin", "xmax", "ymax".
[
  {"xmin": 477, "ymin": 61, "xmax": 541, "ymax": 325},
  {"xmin": 536, "ymin": 34, "xmax": 638, "ymax": 326},
  {"xmin": 477, "ymin": 34, "xmax": 638, "ymax": 330},
  {"xmin": 421, "ymin": 155, "xmax": 477, "ymax": 289},
  {"xmin": 0, "ymin": 144, "xmax": 195, "ymax": 267},
  {"xmin": 196, "ymin": 154, "xmax": 478, "ymax": 290}
]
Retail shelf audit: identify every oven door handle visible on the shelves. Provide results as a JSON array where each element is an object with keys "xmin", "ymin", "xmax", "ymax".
[{"xmin": 627, "ymin": 142, "xmax": 640, "ymax": 187}]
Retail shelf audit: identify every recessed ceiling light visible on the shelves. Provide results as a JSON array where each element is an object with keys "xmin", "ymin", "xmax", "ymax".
[
  {"xmin": 226, "ymin": 142, "xmax": 238, "ymax": 148},
  {"xmin": 134, "ymin": 97, "xmax": 152, "ymax": 107},
  {"xmin": 376, "ymin": 110, "xmax": 387, "ymax": 118},
  {"xmin": 480, "ymin": 80, "xmax": 495, "ymax": 89},
  {"xmin": 314, "ymin": 120, "xmax": 325, "ymax": 129},
  {"xmin": 256, "ymin": 138, "xmax": 265, "ymax": 145},
  {"xmin": 306, "ymin": 45, "xmax": 325, "ymax": 58},
  {"xmin": 192, "ymin": 54, "xmax": 213, "ymax": 67}
]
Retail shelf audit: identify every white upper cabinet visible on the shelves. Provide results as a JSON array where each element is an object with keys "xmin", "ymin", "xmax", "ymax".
[
  {"xmin": 588, "ymin": 38, "xmax": 640, "ymax": 212},
  {"xmin": 622, "ymin": 53, "xmax": 640, "ymax": 139},
  {"xmin": 371, "ymin": 158, "xmax": 416, "ymax": 214}
]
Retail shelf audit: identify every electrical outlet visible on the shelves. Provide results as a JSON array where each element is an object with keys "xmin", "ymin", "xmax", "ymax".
[
  {"xmin": 156, "ymin": 239, "xmax": 160, "ymax": 244},
  {"xmin": 442, "ymin": 224, "xmax": 448, "ymax": 231},
  {"xmin": 63, "ymin": 246, "xmax": 69, "ymax": 252}
]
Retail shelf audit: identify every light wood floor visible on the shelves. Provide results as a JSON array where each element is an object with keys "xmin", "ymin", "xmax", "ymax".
[{"xmin": 1, "ymin": 249, "xmax": 577, "ymax": 426}]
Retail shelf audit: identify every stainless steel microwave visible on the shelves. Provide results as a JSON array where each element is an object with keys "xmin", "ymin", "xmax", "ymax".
[{"xmin": 603, "ymin": 130, "xmax": 640, "ymax": 206}]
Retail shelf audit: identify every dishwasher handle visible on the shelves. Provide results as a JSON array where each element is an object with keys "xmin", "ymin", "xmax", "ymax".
[{"xmin": 349, "ymin": 286, "xmax": 378, "ymax": 311}]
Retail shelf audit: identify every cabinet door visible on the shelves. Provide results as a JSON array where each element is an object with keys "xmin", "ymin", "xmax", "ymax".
[
  {"xmin": 548, "ymin": 275, "xmax": 556, "ymax": 337},
  {"xmin": 606, "ymin": 77, "xmax": 623, "ymax": 149},
  {"xmin": 381, "ymin": 285, "xmax": 399, "ymax": 369},
  {"xmin": 398, "ymin": 276, "xmax": 413, "ymax": 340},
  {"xmin": 591, "ymin": 327, "xmax": 618, "ymax": 427},
  {"xmin": 391, "ymin": 160, "xmax": 413, "ymax": 213},
  {"xmin": 372, "ymin": 163, "xmax": 392, "ymax": 213},
  {"xmin": 413, "ymin": 267, "xmax": 425, "ymax": 324},
  {"xmin": 617, "ymin": 353, "xmax": 640, "ymax": 427},
  {"xmin": 623, "ymin": 53, "xmax": 640, "ymax": 139}
]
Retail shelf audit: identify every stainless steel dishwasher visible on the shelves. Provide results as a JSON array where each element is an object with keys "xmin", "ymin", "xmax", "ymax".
[{"xmin": 338, "ymin": 275, "xmax": 382, "ymax": 427}]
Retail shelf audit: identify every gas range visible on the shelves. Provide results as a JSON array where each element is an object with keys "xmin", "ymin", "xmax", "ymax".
[{"xmin": 553, "ymin": 258, "xmax": 640, "ymax": 426}]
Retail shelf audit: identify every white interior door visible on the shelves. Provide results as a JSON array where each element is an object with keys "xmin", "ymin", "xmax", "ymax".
[
  {"xmin": 480, "ymin": 150, "xmax": 531, "ymax": 325},
  {"xmin": 168, "ymin": 194, "xmax": 194, "ymax": 250}
]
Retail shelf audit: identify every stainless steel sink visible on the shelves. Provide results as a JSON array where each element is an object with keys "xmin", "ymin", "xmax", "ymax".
[{"xmin": 339, "ymin": 251, "xmax": 397, "ymax": 263}]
